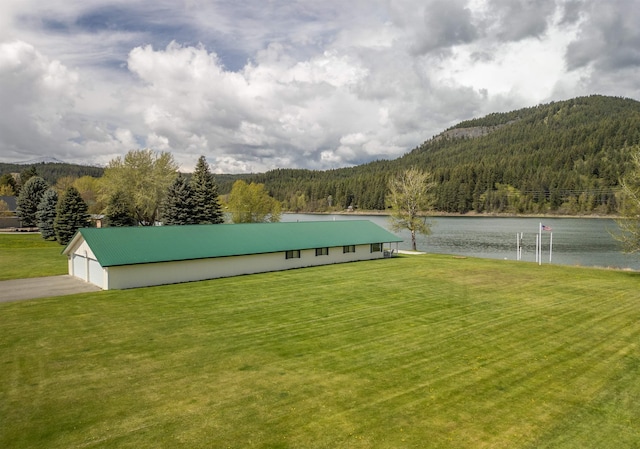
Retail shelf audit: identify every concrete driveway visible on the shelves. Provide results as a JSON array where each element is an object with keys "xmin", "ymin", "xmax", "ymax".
[{"xmin": 0, "ymin": 275, "xmax": 102, "ymax": 303}]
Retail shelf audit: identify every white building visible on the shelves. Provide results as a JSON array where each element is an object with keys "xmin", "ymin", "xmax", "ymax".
[{"xmin": 62, "ymin": 220, "xmax": 402, "ymax": 290}]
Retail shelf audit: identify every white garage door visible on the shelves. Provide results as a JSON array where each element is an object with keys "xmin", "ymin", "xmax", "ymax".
[
  {"xmin": 88, "ymin": 258, "xmax": 103, "ymax": 287},
  {"xmin": 72, "ymin": 255, "xmax": 88, "ymax": 281}
]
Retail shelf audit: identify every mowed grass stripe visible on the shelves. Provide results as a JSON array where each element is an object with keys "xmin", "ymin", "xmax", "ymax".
[
  {"xmin": 1, "ymin": 254, "xmax": 639, "ymax": 448},
  {"xmin": 0, "ymin": 234, "xmax": 67, "ymax": 280}
]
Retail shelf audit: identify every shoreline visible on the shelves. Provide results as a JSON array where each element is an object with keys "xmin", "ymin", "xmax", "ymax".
[{"xmin": 284, "ymin": 210, "xmax": 621, "ymax": 219}]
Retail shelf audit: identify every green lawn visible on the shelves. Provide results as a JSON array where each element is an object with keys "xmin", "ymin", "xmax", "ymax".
[
  {"xmin": 1, "ymin": 249, "xmax": 639, "ymax": 448},
  {"xmin": 0, "ymin": 234, "xmax": 67, "ymax": 280}
]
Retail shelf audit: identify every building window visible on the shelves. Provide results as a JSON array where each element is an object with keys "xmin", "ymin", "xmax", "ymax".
[
  {"xmin": 286, "ymin": 250, "xmax": 301, "ymax": 259},
  {"xmin": 370, "ymin": 243, "xmax": 382, "ymax": 252},
  {"xmin": 343, "ymin": 245, "xmax": 355, "ymax": 253},
  {"xmin": 315, "ymin": 247, "xmax": 329, "ymax": 256}
]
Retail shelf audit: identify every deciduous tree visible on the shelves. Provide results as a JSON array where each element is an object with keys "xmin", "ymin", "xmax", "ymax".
[
  {"xmin": 615, "ymin": 147, "xmax": 640, "ymax": 253},
  {"xmin": 73, "ymin": 176, "xmax": 103, "ymax": 215},
  {"xmin": 54, "ymin": 176, "xmax": 77, "ymax": 194},
  {"xmin": 227, "ymin": 180, "xmax": 281, "ymax": 223},
  {"xmin": 0, "ymin": 173, "xmax": 17, "ymax": 195},
  {"xmin": 386, "ymin": 168, "xmax": 435, "ymax": 251},
  {"xmin": 0, "ymin": 185, "xmax": 15, "ymax": 196},
  {"xmin": 54, "ymin": 186, "xmax": 89, "ymax": 245},
  {"xmin": 100, "ymin": 149, "xmax": 178, "ymax": 225},
  {"xmin": 0, "ymin": 200, "xmax": 10, "ymax": 216},
  {"xmin": 16, "ymin": 176, "xmax": 49, "ymax": 227}
]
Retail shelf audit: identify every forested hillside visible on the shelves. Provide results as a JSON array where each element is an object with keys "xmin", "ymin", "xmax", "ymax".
[
  {"xmin": 247, "ymin": 95, "xmax": 640, "ymax": 215},
  {"xmin": 2, "ymin": 95, "xmax": 639, "ymax": 216},
  {"xmin": 0, "ymin": 162, "xmax": 103, "ymax": 186}
]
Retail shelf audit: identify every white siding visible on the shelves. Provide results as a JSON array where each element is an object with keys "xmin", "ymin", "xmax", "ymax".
[
  {"xmin": 104, "ymin": 244, "xmax": 385, "ymax": 290},
  {"xmin": 68, "ymin": 239, "xmax": 105, "ymax": 288},
  {"xmin": 74, "ymin": 240, "xmax": 97, "ymax": 259}
]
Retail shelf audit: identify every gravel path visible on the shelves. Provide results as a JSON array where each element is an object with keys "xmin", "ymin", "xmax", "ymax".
[{"xmin": 0, "ymin": 275, "xmax": 102, "ymax": 303}]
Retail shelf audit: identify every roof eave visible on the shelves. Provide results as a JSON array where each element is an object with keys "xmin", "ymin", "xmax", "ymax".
[
  {"xmin": 98, "ymin": 238, "xmax": 402, "ymax": 267},
  {"xmin": 61, "ymin": 229, "xmax": 86, "ymax": 256}
]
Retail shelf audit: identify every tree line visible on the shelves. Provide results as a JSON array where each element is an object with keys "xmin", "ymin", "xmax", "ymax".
[
  {"xmin": 3, "ymin": 95, "xmax": 640, "ymax": 223},
  {"xmin": 15, "ymin": 175, "xmax": 90, "ymax": 245},
  {"xmin": 0, "ymin": 163, "xmax": 103, "ymax": 194},
  {"xmin": 239, "ymin": 95, "xmax": 640, "ymax": 215},
  {"xmin": 9, "ymin": 151, "xmax": 282, "ymax": 244}
]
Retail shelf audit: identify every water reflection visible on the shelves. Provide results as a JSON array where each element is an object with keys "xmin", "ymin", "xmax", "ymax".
[{"xmin": 282, "ymin": 214, "xmax": 639, "ymax": 270}]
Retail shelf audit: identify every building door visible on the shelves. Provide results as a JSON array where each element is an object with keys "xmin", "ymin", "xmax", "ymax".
[
  {"xmin": 88, "ymin": 258, "xmax": 103, "ymax": 288},
  {"xmin": 72, "ymin": 254, "xmax": 88, "ymax": 281}
]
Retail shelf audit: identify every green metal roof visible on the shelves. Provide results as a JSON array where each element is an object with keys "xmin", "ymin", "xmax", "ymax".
[{"xmin": 64, "ymin": 220, "xmax": 402, "ymax": 267}]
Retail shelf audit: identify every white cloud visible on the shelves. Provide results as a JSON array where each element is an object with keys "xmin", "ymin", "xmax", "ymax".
[
  {"xmin": 123, "ymin": 40, "xmax": 389, "ymax": 171},
  {"xmin": 0, "ymin": 0, "xmax": 639, "ymax": 172},
  {"xmin": 431, "ymin": 14, "xmax": 583, "ymax": 105},
  {"xmin": 0, "ymin": 40, "xmax": 79, "ymax": 158}
]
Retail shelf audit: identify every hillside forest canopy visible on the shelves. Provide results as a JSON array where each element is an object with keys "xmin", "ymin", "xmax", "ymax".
[{"xmin": 2, "ymin": 95, "xmax": 640, "ymax": 217}]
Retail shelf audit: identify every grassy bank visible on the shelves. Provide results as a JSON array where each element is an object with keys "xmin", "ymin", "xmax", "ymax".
[
  {"xmin": 1, "ymin": 253, "xmax": 639, "ymax": 448},
  {"xmin": 0, "ymin": 234, "xmax": 67, "ymax": 280}
]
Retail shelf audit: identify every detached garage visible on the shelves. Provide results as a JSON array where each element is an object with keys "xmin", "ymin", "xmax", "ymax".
[{"xmin": 62, "ymin": 220, "xmax": 402, "ymax": 290}]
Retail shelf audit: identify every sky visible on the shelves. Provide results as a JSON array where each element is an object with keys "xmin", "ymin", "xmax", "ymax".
[{"xmin": 1, "ymin": 0, "xmax": 639, "ymax": 173}]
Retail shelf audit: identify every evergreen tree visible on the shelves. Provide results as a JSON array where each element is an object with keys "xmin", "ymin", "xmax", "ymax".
[
  {"xmin": 19, "ymin": 166, "xmax": 39, "ymax": 189},
  {"xmin": 105, "ymin": 190, "xmax": 136, "ymax": 227},
  {"xmin": 162, "ymin": 175, "xmax": 195, "ymax": 225},
  {"xmin": 16, "ymin": 176, "xmax": 49, "ymax": 227},
  {"xmin": 36, "ymin": 189, "xmax": 59, "ymax": 240},
  {"xmin": 190, "ymin": 156, "xmax": 224, "ymax": 224},
  {"xmin": 54, "ymin": 186, "xmax": 89, "ymax": 245}
]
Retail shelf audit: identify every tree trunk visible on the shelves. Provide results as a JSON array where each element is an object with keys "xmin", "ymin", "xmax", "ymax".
[{"xmin": 411, "ymin": 229, "xmax": 417, "ymax": 251}]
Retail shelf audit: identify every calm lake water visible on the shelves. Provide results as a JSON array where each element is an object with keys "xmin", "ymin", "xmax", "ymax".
[{"xmin": 282, "ymin": 214, "xmax": 640, "ymax": 271}]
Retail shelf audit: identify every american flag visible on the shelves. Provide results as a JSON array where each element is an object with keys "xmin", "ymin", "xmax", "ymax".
[{"xmin": 541, "ymin": 224, "xmax": 552, "ymax": 231}]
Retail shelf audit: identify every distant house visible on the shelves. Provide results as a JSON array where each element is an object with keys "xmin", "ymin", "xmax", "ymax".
[
  {"xmin": 0, "ymin": 196, "xmax": 17, "ymax": 212},
  {"xmin": 0, "ymin": 196, "xmax": 20, "ymax": 228},
  {"xmin": 62, "ymin": 220, "xmax": 403, "ymax": 290}
]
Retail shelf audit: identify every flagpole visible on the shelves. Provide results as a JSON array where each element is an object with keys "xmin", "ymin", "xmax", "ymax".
[
  {"xmin": 516, "ymin": 233, "xmax": 522, "ymax": 261},
  {"xmin": 538, "ymin": 222, "xmax": 542, "ymax": 265}
]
